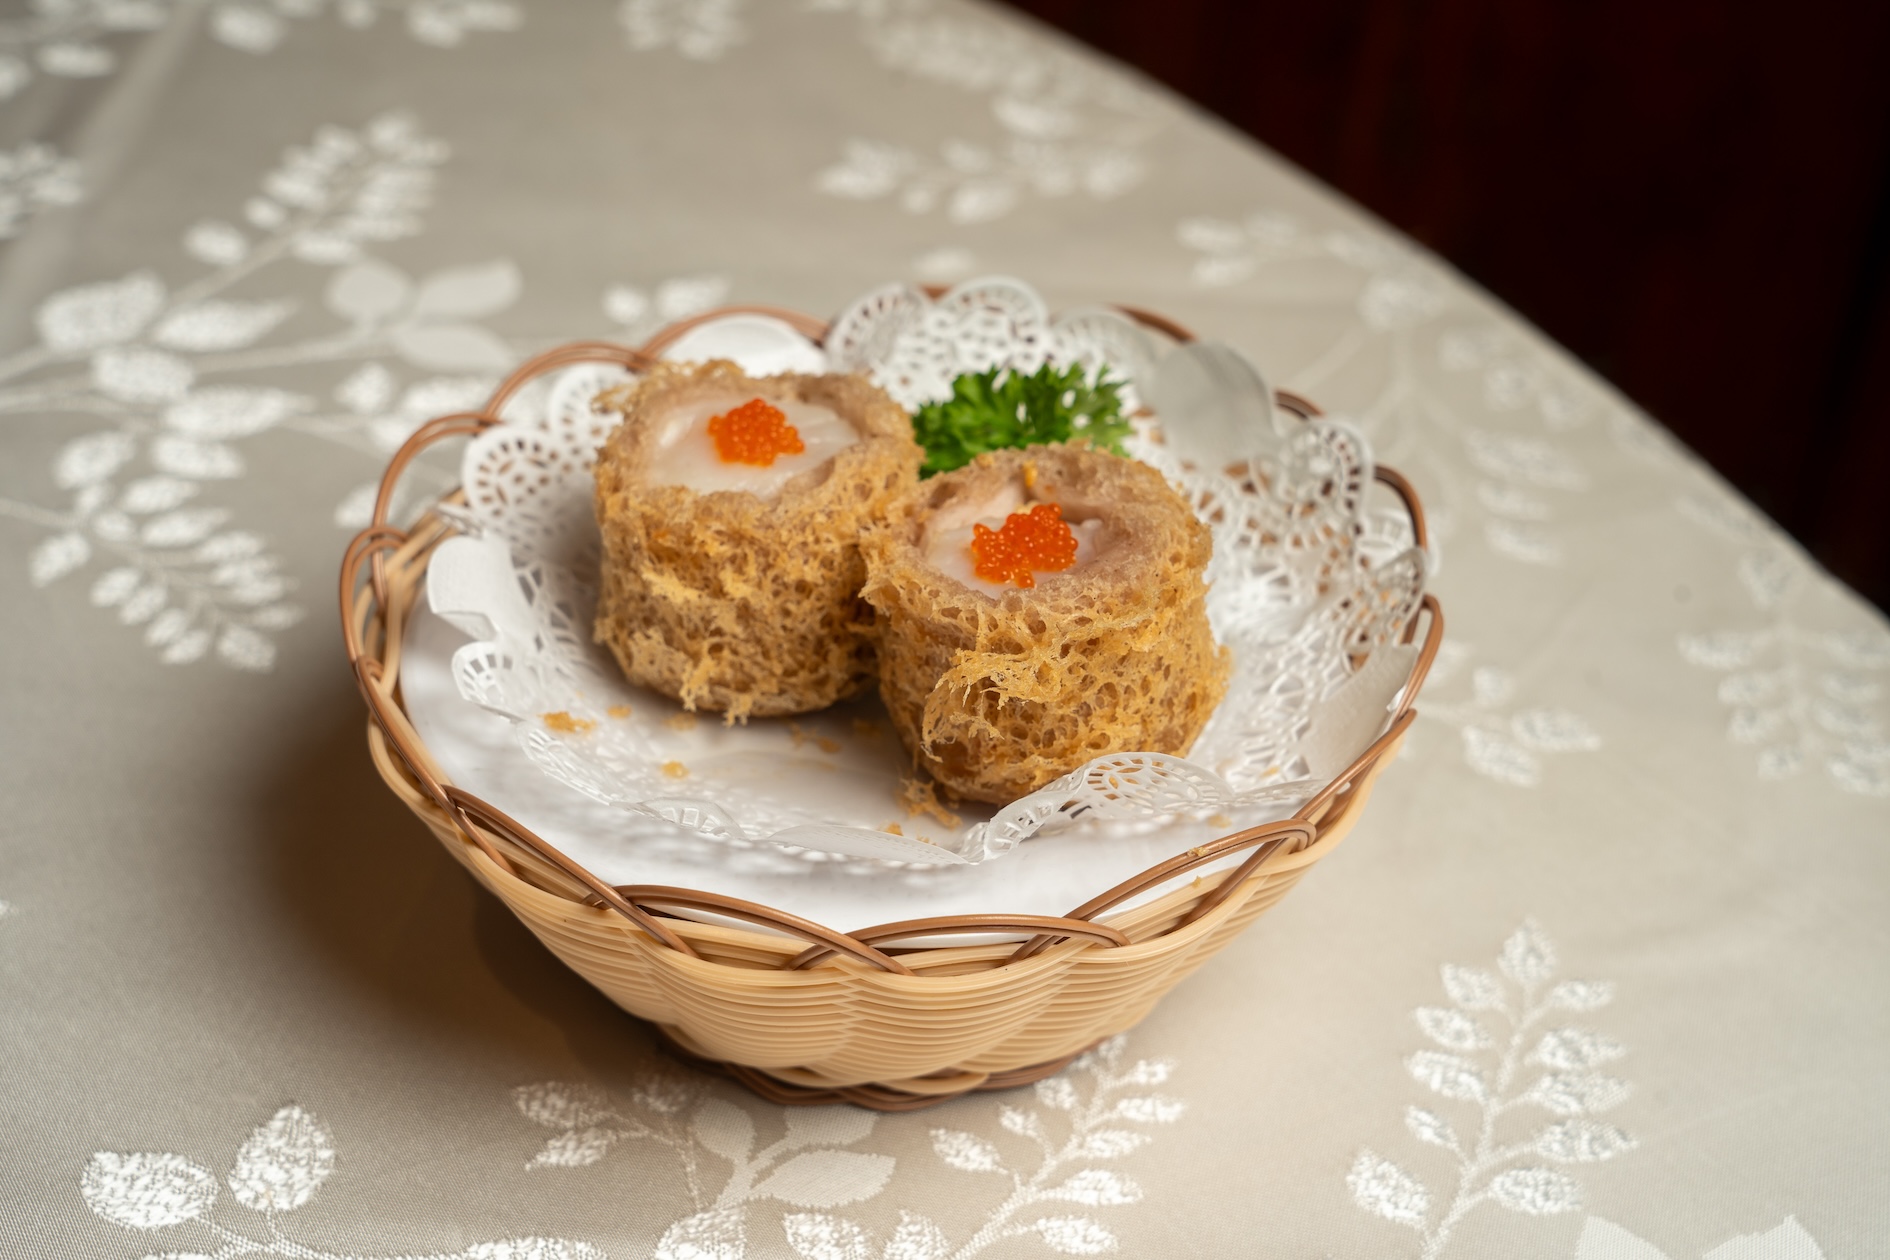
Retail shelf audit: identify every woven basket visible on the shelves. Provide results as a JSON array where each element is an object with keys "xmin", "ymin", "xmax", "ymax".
[{"xmin": 340, "ymin": 302, "xmax": 1444, "ymax": 1110}]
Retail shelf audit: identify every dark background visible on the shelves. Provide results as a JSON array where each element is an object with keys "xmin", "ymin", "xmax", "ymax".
[{"xmin": 997, "ymin": 0, "xmax": 1890, "ymax": 610}]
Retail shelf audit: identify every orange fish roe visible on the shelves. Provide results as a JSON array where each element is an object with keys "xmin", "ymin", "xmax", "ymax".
[
  {"xmin": 971, "ymin": 502, "xmax": 1079, "ymax": 588},
  {"xmin": 707, "ymin": 397, "xmax": 804, "ymax": 466}
]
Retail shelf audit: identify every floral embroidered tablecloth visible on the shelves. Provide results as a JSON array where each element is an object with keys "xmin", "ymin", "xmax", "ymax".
[{"xmin": 2, "ymin": 3, "xmax": 1885, "ymax": 1258}]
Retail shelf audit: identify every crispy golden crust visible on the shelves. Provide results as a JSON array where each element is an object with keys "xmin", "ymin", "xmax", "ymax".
[
  {"xmin": 592, "ymin": 360, "xmax": 922, "ymax": 720},
  {"xmin": 861, "ymin": 444, "xmax": 1230, "ymax": 805}
]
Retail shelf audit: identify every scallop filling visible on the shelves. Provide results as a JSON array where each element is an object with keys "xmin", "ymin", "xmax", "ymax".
[
  {"xmin": 921, "ymin": 478, "xmax": 1107, "ymax": 595},
  {"xmin": 645, "ymin": 391, "xmax": 860, "ymax": 497}
]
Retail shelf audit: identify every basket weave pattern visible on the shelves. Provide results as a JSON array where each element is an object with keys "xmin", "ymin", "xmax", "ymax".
[{"xmin": 341, "ymin": 309, "xmax": 1442, "ymax": 1110}]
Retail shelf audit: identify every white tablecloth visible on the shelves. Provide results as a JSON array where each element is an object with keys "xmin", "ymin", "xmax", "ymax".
[{"xmin": 1, "ymin": 3, "xmax": 1885, "ymax": 1258}]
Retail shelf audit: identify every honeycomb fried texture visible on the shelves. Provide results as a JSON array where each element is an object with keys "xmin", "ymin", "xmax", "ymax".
[
  {"xmin": 862, "ymin": 445, "xmax": 1230, "ymax": 805},
  {"xmin": 593, "ymin": 360, "xmax": 922, "ymax": 720}
]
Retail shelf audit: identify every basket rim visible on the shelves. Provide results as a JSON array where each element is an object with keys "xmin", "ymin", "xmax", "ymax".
[{"xmin": 339, "ymin": 296, "xmax": 1445, "ymax": 973}]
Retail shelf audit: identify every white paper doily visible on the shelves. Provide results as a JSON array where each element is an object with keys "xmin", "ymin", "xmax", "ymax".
[{"xmin": 422, "ymin": 277, "xmax": 1426, "ymax": 869}]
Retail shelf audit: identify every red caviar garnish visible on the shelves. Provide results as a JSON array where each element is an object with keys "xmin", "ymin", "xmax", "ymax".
[
  {"xmin": 971, "ymin": 503, "xmax": 1078, "ymax": 588},
  {"xmin": 708, "ymin": 397, "xmax": 804, "ymax": 466}
]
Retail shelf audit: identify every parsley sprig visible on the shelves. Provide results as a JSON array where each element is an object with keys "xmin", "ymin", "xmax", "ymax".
[{"xmin": 910, "ymin": 361, "xmax": 1131, "ymax": 478}]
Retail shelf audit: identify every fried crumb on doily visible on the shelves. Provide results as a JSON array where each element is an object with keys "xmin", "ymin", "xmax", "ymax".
[
  {"xmin": 661, "ymin": 760, "xmax": 689, "ymax": 779},
  {"xmin": 787, "ymin": 722, "xmax": 842, "ymax": 754},
  {"xmin": 898, "ymin": 775, "xmax": 962, "ymax": 829},
  {"xmin": 542, "ymin": 711, "xmax": 596, "ymax": 734},
  {"xmin": 665, "ymin": 711, "xmax": 698, "ymax": 732}
]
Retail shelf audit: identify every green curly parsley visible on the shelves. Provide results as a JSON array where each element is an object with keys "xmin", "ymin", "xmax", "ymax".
[{"xmin": 910, "ymin": 362, "xmax": 1132, "ymax": 478}]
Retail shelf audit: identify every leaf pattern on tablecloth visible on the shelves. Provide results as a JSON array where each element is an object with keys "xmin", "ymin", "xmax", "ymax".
[
  {"xmin": 1675, "ymin": 492, "xmax": 1890, "ymax": 795},
  {"xmin": 619, "ymin": 0, "xmax": 746, "ymax": 60},
  {"xmin": 600, "ymin": 272, "xmax": 731, "ymax": 343},
  {"xmin": 1177, "ymin": 211, "xmax": 1607, "ymax": 571},
  {"xmin": 1409, "ymin": 641, "xmax": 1601, "ymax": 787},
  {"xmin": 0, "ymin": 0, "xmax": 520, "ymax": 106},
  {"xmin": 1577, "ymin": 1215, "xmax": 1828, "ymax": 1260},
  {"xmin": 211, "ymin": 0, "xmax": 522, "ymax": 54},
  {"xmin": 514, "ymin": 1071, "xmax": 893, "ymax": 1259},
  {"xmin": 225, "ymin": 1104, "xmax": 335, "ymax": 1211},
  {"xmin": 0, "ymin": 142, "xmax": 84, "ymax": 237},
  {"xmin": 79, "ymin": 1103, "xmax": 605, "ymax": 1258},
  {"xmin": 1350, "ymin": 921, "xmax": 1636, "ymax": 1259},
  {"xmin": 2, "ymin": 110, "xmax": 527, "ymax": 670},
  {"xmin": 513, "ymin": 1036, "xmax": 1179, "ymax": 1259},
  {"xmin": 0, "ymin": 1, "xmax": 168, "ymax": 102},
  {"xmin": 784, "ymin": 1037, "xmax": 1180, "ymax": 1260},
  {"xmin": 811, "ymin": 0, "xmax": 1164, "ymax": 224},
  {"xmin": 514, "ymin": 1074, "xmax": 703, "ymax": 1179}
]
